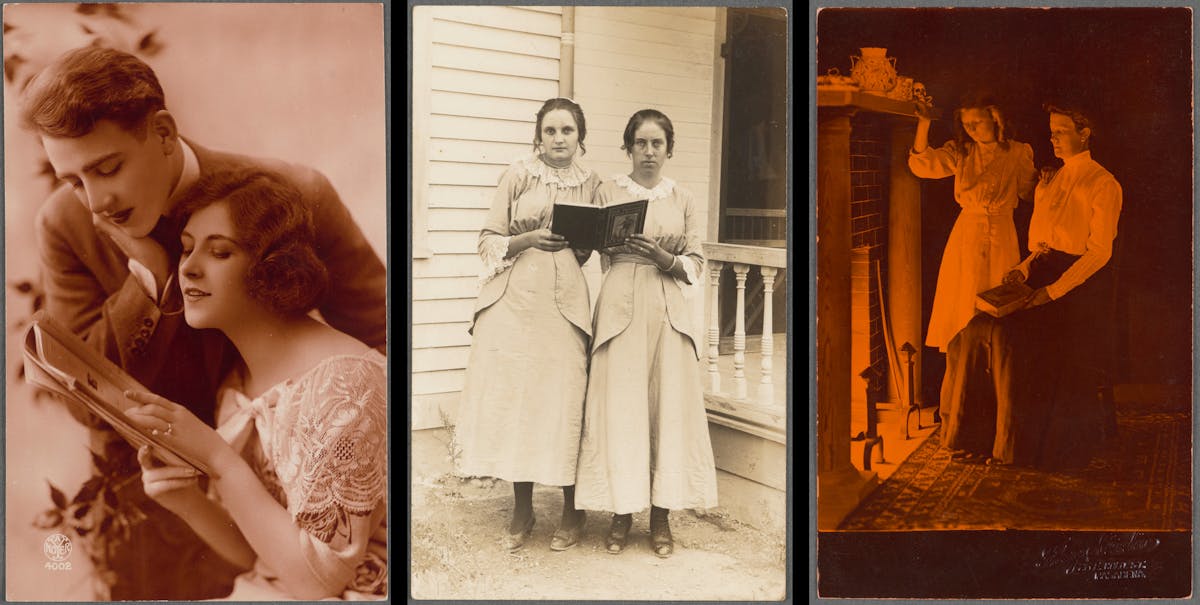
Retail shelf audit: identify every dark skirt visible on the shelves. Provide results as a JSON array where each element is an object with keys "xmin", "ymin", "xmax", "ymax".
[{"xmin": 941, "ymin": 250, "xmax": 1115, "ymax": 468}]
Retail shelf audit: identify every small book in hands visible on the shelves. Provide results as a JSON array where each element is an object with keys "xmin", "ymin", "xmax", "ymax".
[
  {"xmin": 23, "ymin": 311, "xmax": 212, "ymax": 475},
  {"xmin": 551, "ymin": 199, "xmax": 648, "ymax": 250},
  {"xmin": 975, "ymin": 282, "xmax": 1034, "ymax": 318}
]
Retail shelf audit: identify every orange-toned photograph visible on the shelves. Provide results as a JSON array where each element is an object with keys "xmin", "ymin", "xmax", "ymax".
[
  {"xmin": 814, "ymin": 5, "xmax": 1193, "ymax": 599},
  {"xmin": 3, "ymin": 3, "xmax": 388, "ymax": 601}
]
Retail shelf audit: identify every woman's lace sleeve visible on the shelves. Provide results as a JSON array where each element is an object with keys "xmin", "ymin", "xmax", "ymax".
[
  {"xmin": 479, "ymin": 236, "xmax": 516, "ymax": 285},
  {"xmin": 285, "ymin": 357, "xmax": 389, "ymax": 596}
]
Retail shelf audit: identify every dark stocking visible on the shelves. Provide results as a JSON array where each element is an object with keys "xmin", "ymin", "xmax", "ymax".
[
  {"xmin": 560, "ymin": 485, "xmax": 585, "ymax": 529},
  {"xmin": 510, "ymin": 482, "xmax": 533, "ymax": 533}
]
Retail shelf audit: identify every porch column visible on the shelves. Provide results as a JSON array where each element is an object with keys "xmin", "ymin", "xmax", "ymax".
[{"xmin": 886, "ymin": 119, "xmax": 922, "ymax": 405}]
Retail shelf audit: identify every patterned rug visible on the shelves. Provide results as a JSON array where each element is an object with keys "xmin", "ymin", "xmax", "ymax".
[{"xmin": 838, "ymin": 403, "xmax": 1191, "ymax": 530}]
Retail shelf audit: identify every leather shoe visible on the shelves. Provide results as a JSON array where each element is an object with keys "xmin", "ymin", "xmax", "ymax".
[
  {"xmin": 550, "ymin": 511, "xmax": 585, "ymax": 551},
  {"xmin": 503, "ymin": 513, "xmax": 534, "ymax": 551},
  {"xmin": 605, "ymin": 513, "xmax": 632, "ymax": 554},
  {"xmin": 650, "ymin": 517, "xmax": 674, "ymax": 558}
]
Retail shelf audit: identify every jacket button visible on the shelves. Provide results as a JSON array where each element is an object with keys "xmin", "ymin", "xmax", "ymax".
[{"xmin": 142, "ymin": 318, "xmax": 153, "ymax": 328}]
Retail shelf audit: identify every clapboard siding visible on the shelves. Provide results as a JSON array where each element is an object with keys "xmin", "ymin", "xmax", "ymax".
[
  {"xmin": 412, "ymin": 346, "xmax": 473, "ymax": 373},
  {"xmin": 427, "ymin": 184, "xmax": 496, "ymax": 209},
  {"xmin": 431, "ymin": 91, "xmax": 547, "ymax": 122},
  {"xmin": 582, "ymin": 6, "xmax": 714, "ymax": 34},
  {"xmin": 413, "ymin": 276, "xmax": 481, "ymax": 301},
  {"xmin": 431, "ymin": 67, "xmax": 558, "ymax": 101},
  {"xmin": 434, "ymin": 6, "xmax": 561, "ymax": 37},
  {"xmin": 428, "ymin": 161, "xmax": 508, "ymax": 187},
  {"xmin": 575, "ymin": 11, "xmax": 713, "ymax": 49},
  {"xmin": 432, "ymin": 20, "xmax": 560, "ymax": 59},
  {"xmin": 413, "ymin": 369, "xmax": 467, "ymax": 396},
  {"xmin": 413, "ymin": 254, "xmax": 481, "ymax": 279},
  {"xmin": 430, "ymin": 139, "xmax": 530, "ymax": 165},
  {"xmin": 574, "ymin": 31, "xmax": 713, "ymax": 66},
  {"xmin": 413, "ymin": 298, "xmax": 477, "ymax": 325},
  {"xmin": 575, "ymin": 46, "xmax": 713, "ymax": 81},
  {"xmin": 425, "ymin": 231, "xmax": 481, "ymax": 255},
  {"xmin": 427, "ymin": 207, "xmax": 489, "ymax": 232},
  {"xmin": 429, "ymin": 114, "xmax": 535, "ymax": 145},
  {"xmin": 413, "ymin": 322, "xmax": 473, "ymax": 349},
  {"xmin": 432, "ymin": 43, "xmax": 560, "ymax": 81}
]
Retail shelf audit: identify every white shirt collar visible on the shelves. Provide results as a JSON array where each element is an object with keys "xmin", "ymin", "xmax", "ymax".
[
  {"xmin": 1061, "ymin": 149, "xmax": 1092, "ymax": 167},
  {"xmin": 167, "ymin": 138, "xmax": 201, "ymax": 206},
  {"xmin": 614, "ymin": 173, "xmax": 675, "ymax": 201}
]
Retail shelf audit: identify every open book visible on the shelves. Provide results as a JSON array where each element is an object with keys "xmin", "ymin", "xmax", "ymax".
[
  {"xmin": 551, "ymin": 199, "xmax": 648, "ymax": 250},
  {"xmin": 23, "ymin": 312, "xmax": 212, "ymax": 475},
  {"xmin": 976, "ymin": 281, "xmax": 1034, "ymax": 318}
]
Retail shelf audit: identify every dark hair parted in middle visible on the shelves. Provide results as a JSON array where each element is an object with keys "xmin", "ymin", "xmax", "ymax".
[
  {"xmin": 533, "ymin": 97, "xmax": 587, "ymax": 155},
  {"xmin": 621, "ymin": 109, "xmax": 675, "ymax": 158},
  {"xmin": 175, "ymin": 169, "xmax": 329, "ymax": 316}
]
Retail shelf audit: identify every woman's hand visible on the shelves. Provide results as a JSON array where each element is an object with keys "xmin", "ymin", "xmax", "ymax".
[
  {"xmin": 1024, "ymin": 287, "xmax": 1052, "ymax": 309},
  {"xmin": 656, "ymin": 234, "xmax": 687, "ymax": 255},
  {"xmin": 124, "ymin": 390, "xmax": 235, "ymax": 473},
  {"xmin": 914, "ymin": 101, "xmax": 935, "ymax": 122},
  {"xmin": 136, "ymin": 445, "xmax": 205, "ymax": 515},
  {"xmin": 625, "ymin": 234, "xmax": 674, "ymax": 269},
  {"xmin": 1002, "ymin": 269, "xmax": 1027, "ymax": 286},
  {"xmin": 521, "ymin": 229, "xmax": 570, "ymax": 252}
]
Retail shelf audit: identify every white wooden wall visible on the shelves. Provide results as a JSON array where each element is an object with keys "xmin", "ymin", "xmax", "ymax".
[{"xmin": 412, "ymin": 6, "xmax": 720, "ymax": 429}]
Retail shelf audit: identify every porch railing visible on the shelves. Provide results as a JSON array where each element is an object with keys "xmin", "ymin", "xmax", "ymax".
[{"xmin": 701, "ymin": 242, "xmax": 787, "ymax": 440}]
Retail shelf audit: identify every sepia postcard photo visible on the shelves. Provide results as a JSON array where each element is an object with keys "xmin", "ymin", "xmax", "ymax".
[
  {"xmin": 3, "ymin": 3, "xmax": 388, "ymax": 600},
  {"xmin": 813, "ymin": 4, "xmax": 1195, "ymax": 600},
  {"xmin": 409, "ymin": 3, "xmax": 791, "ymax": 601}
]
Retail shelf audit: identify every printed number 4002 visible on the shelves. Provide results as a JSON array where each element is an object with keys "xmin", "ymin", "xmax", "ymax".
[{"xmin": 44, "ymin": 561, "xmax": 71, "ymax": 571}]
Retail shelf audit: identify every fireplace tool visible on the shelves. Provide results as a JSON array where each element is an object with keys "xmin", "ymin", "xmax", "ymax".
[
  {"xmin": 851, "ymin": 366, "xmax": 885, "ymax": 470},
  {"xmin": 900, "ymin": 342, "xmax": 926, "ymax": 439}
]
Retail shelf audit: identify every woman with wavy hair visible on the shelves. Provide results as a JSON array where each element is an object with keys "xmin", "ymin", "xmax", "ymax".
[
  {"xmin": 455, "ymin": 97, "xmax": 600, "ymax": 552},
  {"xmin": 122, "ymin": 169, "xmax": 387, "ymax": 600},
  {"xmin": 909, "ymin": 92, "xmax": 1038, "ymax": 354}
]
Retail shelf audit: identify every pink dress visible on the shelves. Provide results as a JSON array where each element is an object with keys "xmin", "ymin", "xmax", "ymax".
[
  {"xmin": 213, "ymin": 350, "xmax": 388, "ymax": 600},
  {"xmin": 908, "ymin": 139, "xmax": 1037, "ymax": 351}
]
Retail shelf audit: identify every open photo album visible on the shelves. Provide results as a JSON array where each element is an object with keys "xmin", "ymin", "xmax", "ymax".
[{"xmin": 22, "ymin": 311, "xmax": 212, "ymax": 475}]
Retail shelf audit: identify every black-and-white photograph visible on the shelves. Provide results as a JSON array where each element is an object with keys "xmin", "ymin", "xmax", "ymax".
[
  {"xmin": 3, "ymin": 3, "xmax": 388, "ymax": 600},
  {"xmin": 410, "ymin": 4, "xmax": 791, "ymax": 600}
]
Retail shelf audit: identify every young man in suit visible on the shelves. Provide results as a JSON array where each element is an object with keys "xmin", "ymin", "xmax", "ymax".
[{"xmin": 21, "ymin": 45, "xmax": 387, "ymax": 599}]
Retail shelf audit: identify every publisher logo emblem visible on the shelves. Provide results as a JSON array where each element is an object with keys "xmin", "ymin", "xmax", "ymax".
[{"xmin": 43, "ymin": 533, "xmax": 72, "ymax": 562}]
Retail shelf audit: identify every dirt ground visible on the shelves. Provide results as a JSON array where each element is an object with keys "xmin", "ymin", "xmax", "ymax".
[{"xmin": 409, "ymin": 428, "xmax": 788, "ymax": 601}]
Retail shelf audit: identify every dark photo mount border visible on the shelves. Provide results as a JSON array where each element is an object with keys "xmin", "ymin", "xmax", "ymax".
[{"xmin": 810, "ymin": 3, "xmax": 1197, "ymax": 602}]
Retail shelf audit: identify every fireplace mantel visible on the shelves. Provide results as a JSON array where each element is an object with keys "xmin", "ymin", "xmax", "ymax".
[{"xmin": 817, "ymin": 90, "xmax": 936, "ymax": 529}]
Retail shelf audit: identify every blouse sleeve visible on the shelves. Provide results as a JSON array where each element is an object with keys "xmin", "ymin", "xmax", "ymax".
[
  {"xmin": 908, "ymin": 139, "xmax": 961, "ymax": 179},
  {"xmin": 478, "ymin": 164, "xmax": 528, "ymax": 285},
  {"xmin": 288, "ymin": 357, "xmax": 389, "ymax": 595},
  {"xmin": 1015, "ymin": 142, "xmax": 1037, "ymax": 202},
  {"xmin": 673, "ymin": 188, "xmax": 705, "ymax": 298},
  {"xmin": 1045, "ymin": 174, "xmax": 1122, "ymax": 300}
]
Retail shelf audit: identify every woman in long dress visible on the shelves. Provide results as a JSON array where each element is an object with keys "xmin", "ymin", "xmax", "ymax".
[
  {"xmin": 575, "ymin": 109, "xmax": 718, "ymax": 558},
  {"xmin": 909, "ymin": 93, "xmax": 1038, "ymax": 353},
  {"xmin": 123, "ymin": 169, "xmax": 387, "ymax": 600},
  {"xmin": 454, "ymin": 98, "xmax": 599, "ymax": 551}
]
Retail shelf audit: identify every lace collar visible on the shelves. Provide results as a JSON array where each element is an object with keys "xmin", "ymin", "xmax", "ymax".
[
  {"xmin": 613, "ymin": 173, "xmax": 676, "ymax": 201},
  {"xmin": 517, "ymin": 153, "xmax": 593, "ymax": 188}
]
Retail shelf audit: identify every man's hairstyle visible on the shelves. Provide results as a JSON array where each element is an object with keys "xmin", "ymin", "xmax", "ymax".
[
  {"xmin": 175, "ymin": 169, "xmax": 329, "ymax": 317},
  {"xmin": 533, "ymin": 97, "xmax": 588, "ymax": 155},
  {"xmin": 1043, "ymin": 102, "xmax": 1094, "ymax": 137},
  {"xmin": 20, "ymin": 46, "xmax": 166, "ymax": 138},
  {"xmin": 621, "ymin": 109, "xmax": 676, "ymax": 158}
]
